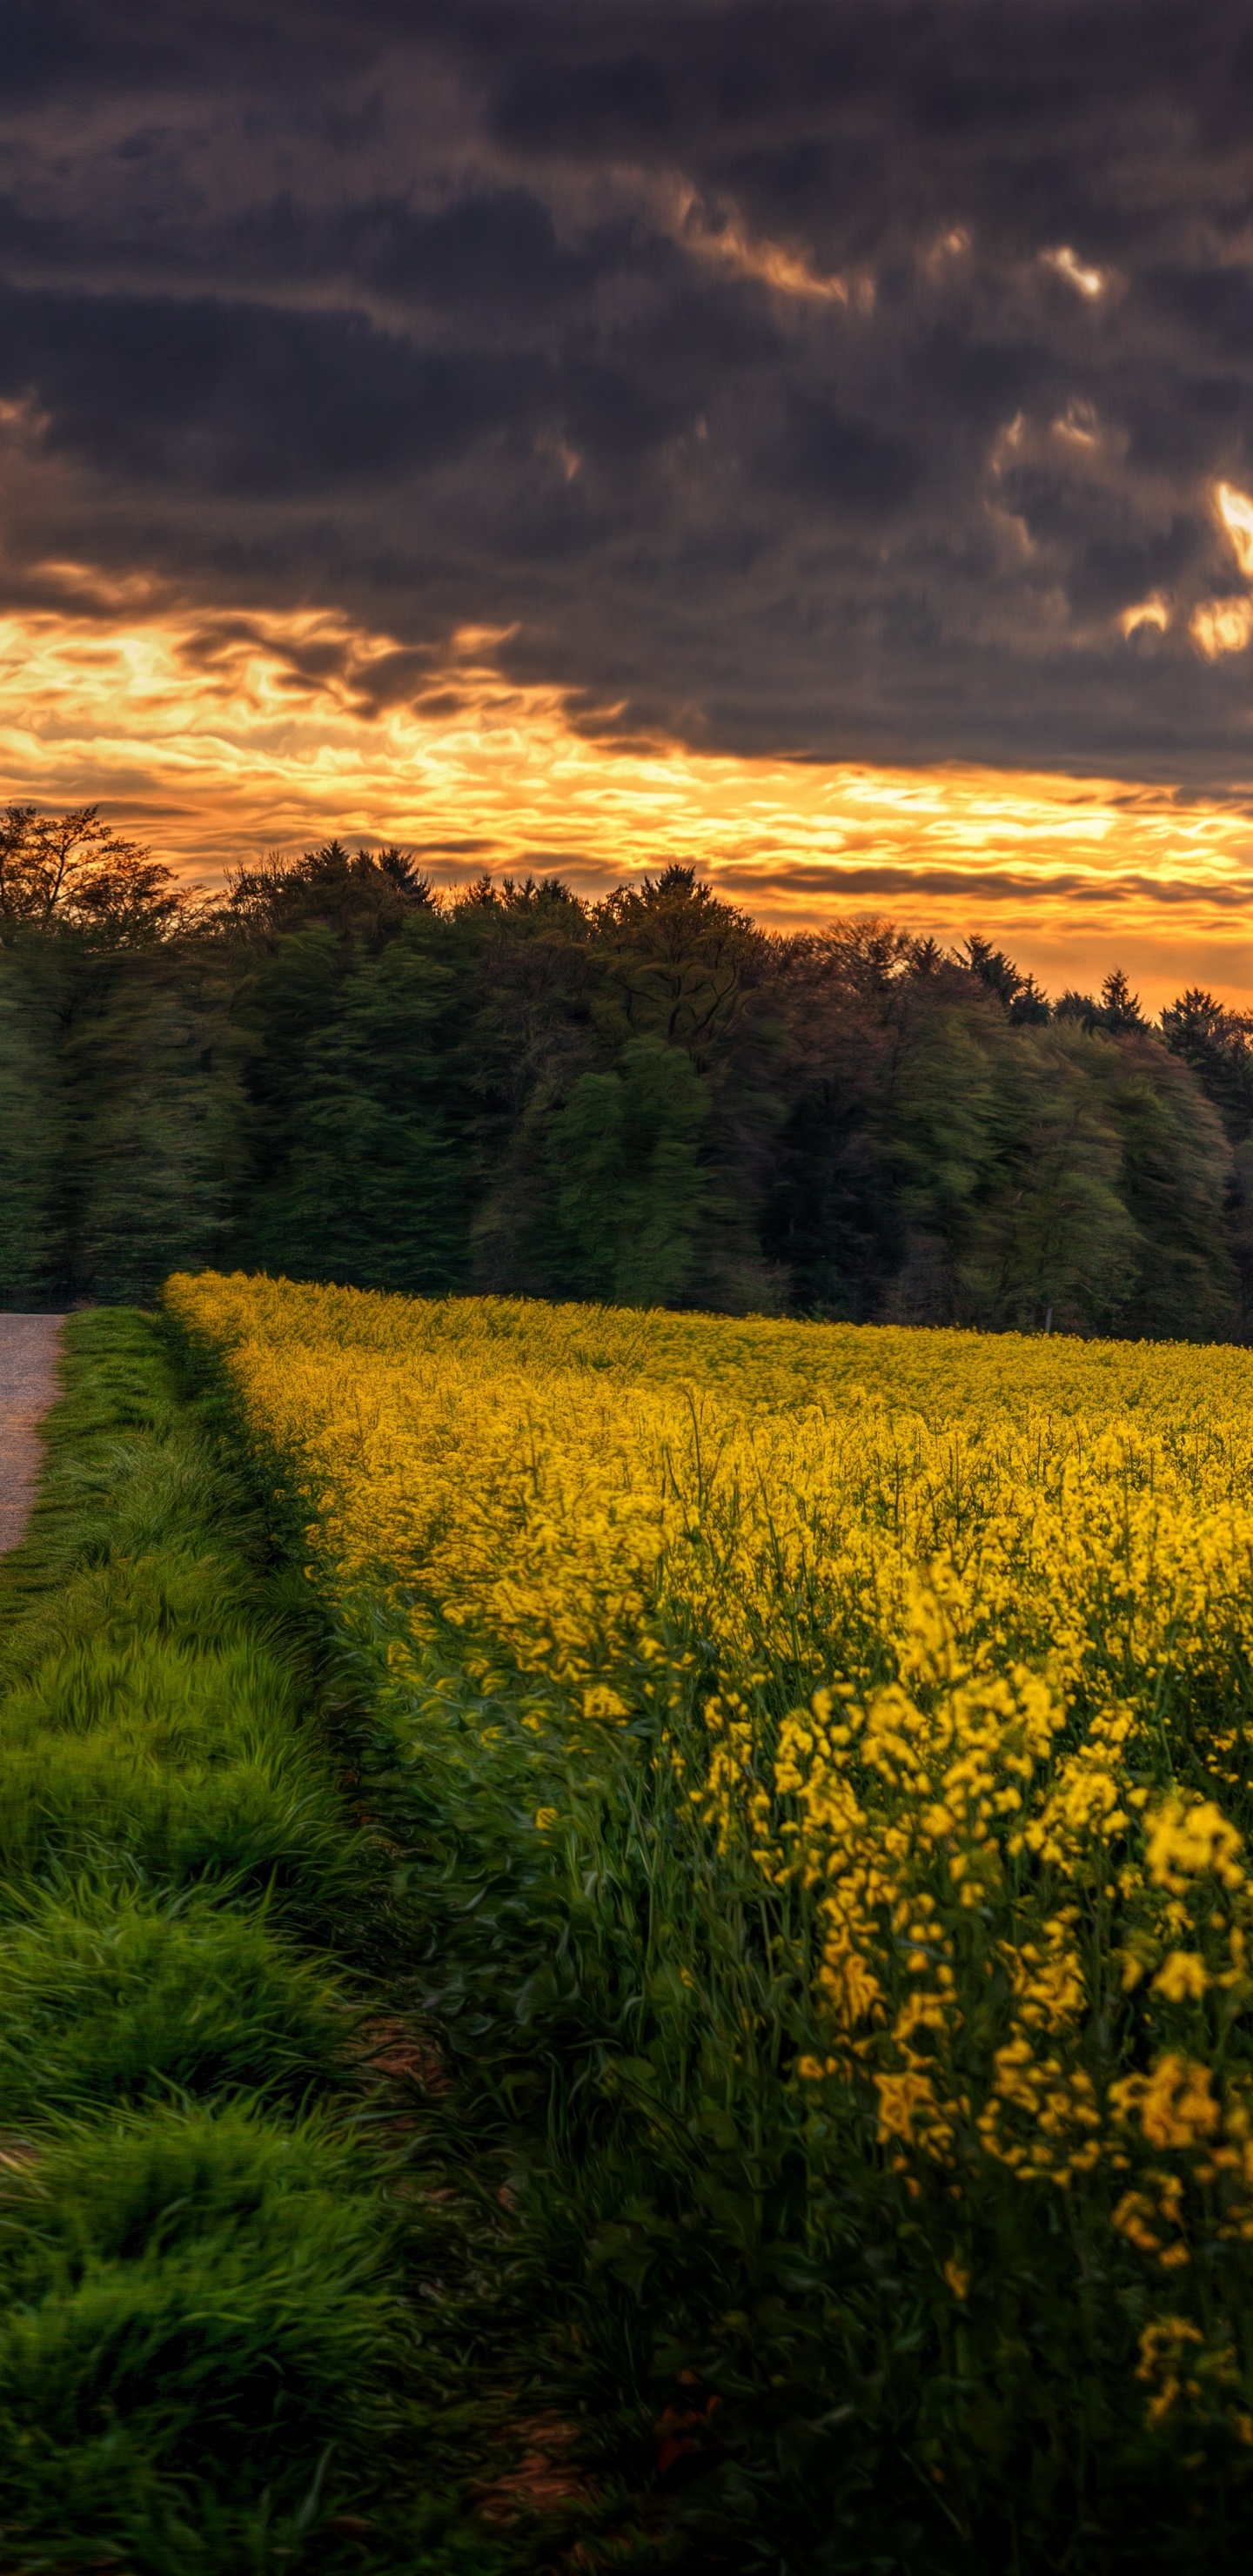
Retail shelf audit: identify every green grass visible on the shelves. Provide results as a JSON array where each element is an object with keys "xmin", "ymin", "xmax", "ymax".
[
  {"xmin": 0, "ymin": 1311, "xmax": 510, "ymax": 2573},
  {"xmin": 0, "ymin": 1700, "xmax": 370, "ymax": 1939},
  {"xmin": 0, "ymin": 1883, "xmax": 356, "ymax": 2121},
  {"xmin": 0, "ymin": 2104, "xmax": 401, "ymax": 2559}
]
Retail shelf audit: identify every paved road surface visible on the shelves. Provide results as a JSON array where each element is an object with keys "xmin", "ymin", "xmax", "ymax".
[{"xmin": 0, "ymin": 1315, "xmax": 64, "ymax": 1555}]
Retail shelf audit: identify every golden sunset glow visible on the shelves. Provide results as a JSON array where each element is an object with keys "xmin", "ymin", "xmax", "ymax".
[
  {"xmin": 4, "ymin": 583, "xmax": 1253, "ymax": 1008},
  {"xmin": 1189, "ymin": 596, "xmax": 1253, "ymax": 659},
  {"xmin": 1216, "ymin": 480, "xmax": 1253, "ymax": 579}
]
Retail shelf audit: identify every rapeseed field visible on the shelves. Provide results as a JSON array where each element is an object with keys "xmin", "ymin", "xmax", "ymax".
[{"xmin": 170, "ymin": 1270, "xmax": 1253, "ymax": 2570}]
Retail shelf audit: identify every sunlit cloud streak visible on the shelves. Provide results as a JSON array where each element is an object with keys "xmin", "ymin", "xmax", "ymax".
[
  {"xmin": 1041, "ymin": 245, "xmax": 1108, "ymax": 298},
  {"xmin": 675, "ymin": 186, "xmax": 863, "ymax": 305},
  {"xmin": 1216, "ymin": 483, "xmax": 1253, "ymax": 580},
  {"xmin": 3, "ymin": 592, "xmax": 1253, "ymax": 1010}
]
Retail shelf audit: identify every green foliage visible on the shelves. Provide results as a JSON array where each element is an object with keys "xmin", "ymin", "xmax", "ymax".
[
  {"xmin": 544, "ymin": 1035, "xmax": 711, "ymax": 1305},
  {"xmin": 1104, "ymin": 1035, "xmax": 1238, "ymax": 1336},
  {"xmin": 0, "ymin": 949, "xmax": 62, "ymax": 1300},
  {"xmin": 0, "ymin": 1707, "xmax": 368, "ymax": 1941},
  {"xmin": 238, "ymin": 917, "xmax": 473, "ymax": 1291},
  {"xmin": 0, "ymin": 809, "xmax": 1244, "ymax": 1338},
  {"xmin": 0, "ymin": 931, "xmax": 241, "ymax": 1304},
  {"xmin": 1162, "ymin": 987, "xmax": 1253, "ymax": 1144},
  {"xmin": 971, "ymin": 1023, "xmax": 1138, "ymax": 1330},
  {"xmin": 860, "ymin": 984, "xmax": 1236, "ymax": 1336},
  {"xmin": 346, "ymin": 1620, "xmax": 911, "ymax": 2566}
]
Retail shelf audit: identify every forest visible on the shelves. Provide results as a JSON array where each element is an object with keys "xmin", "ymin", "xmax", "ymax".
[{"xmin": 2, "ymin": 802, "xmax": 1251, "ymax": 1339}]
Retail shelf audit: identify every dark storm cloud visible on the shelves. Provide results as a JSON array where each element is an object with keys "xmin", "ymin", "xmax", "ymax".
[
  {"xmin": 5, "ymin": 0, "xmax": 1253, "ymax": 778},
  {"xmin": 0, "ymin": 282, "xmax": 542, "ymax": 490}
]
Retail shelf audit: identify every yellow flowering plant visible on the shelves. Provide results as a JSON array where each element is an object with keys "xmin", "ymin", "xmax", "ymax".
[{"xmin": 167, "ymin": 1270, "xmax": 1253, "ymax": 2566}]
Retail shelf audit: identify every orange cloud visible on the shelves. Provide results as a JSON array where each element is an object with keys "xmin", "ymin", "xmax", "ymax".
[
  {"xmin": 675, "ymin": 186, "xmax": 866, "ymax": 305},
  {"xmin": 1216, "ymin": 480, "xmax": 1253, "ymax": 579},
  {"xmin": 1190, "ymin": 596, "xmax": 1253, "ymax": 659},
  {"xmin": 3, "ymin": 585, "xmax": 1253, "ymax": 1011}
]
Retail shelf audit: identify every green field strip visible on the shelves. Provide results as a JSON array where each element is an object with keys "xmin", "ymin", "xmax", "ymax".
[{"xmin": 0, "ymin": 1312, "xmax": 511, "ymax": 2576}]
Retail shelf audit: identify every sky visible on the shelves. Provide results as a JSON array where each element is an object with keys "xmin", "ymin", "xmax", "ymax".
[{"xmin": 4, "ymin": 0, "xmax": 1253, "ymax": 1006}]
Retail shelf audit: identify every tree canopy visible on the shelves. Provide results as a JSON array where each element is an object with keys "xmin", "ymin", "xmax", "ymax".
[{"xmin": 0, "ymin": 811, "xmax": 1248, "ymax": 1338}]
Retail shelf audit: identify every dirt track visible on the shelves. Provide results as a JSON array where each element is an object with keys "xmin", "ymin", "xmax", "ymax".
[{"xmin": 0, "ymin": 1315, "xmax": 64, "ymax": 1554}]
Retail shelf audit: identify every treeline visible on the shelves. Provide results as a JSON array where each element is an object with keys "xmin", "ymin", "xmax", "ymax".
[{"xmin": 3, "ymin": 802, "xmax": 1253, "ymax": 1338}]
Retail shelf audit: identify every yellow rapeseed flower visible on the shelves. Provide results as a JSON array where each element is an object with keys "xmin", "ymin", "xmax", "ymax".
[{"xmin": 166, "ymin": 1271, "xmax": 1253, "ymax": 2453}]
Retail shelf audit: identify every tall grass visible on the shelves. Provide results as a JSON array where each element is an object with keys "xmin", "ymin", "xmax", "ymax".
[
  {"xmin": 0, "ymin": 2106, "xmax": 402, "ymax": 2552},
  {"xmin": 0, "ymin": 1313, "xmax": 508, "ymax": 2573},
  {"xmin": 0, "ymin": 1884, "xmax": 356, "ymax": 2119}
]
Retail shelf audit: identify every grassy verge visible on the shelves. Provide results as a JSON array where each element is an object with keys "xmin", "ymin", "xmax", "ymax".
[{"xmin": 0, "ymin": 1311, "xmax": 513, "ymax": 2575}]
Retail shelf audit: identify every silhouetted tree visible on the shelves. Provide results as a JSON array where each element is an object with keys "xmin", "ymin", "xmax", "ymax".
[
  {"xmin": 960, "ymin": 934, "xmax": 1050, "ymax": 1023},
  {"xmin": 0, "ymin": 805, "xmax": 188, "ymax": 943},
  {"xmin": 1097, "ymin": 966, "xmax": 1148, "ymax": 1034},
  {"xmin": 212, "ymin": 840, "xmax": 433, "ymax": 949},
  {"xmin": 1161, "ymin": 989, "xmax": 1253, "ymax": 1143},
  {"xmin": 1054, "ymin": 989, "xmax": 1101, "ymax": 1030}
]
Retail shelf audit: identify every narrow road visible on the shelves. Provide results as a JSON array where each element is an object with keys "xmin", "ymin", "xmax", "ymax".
[{"xmin": 0, "ymin": 1315, "xmax": 64, "ymax": 1554}]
